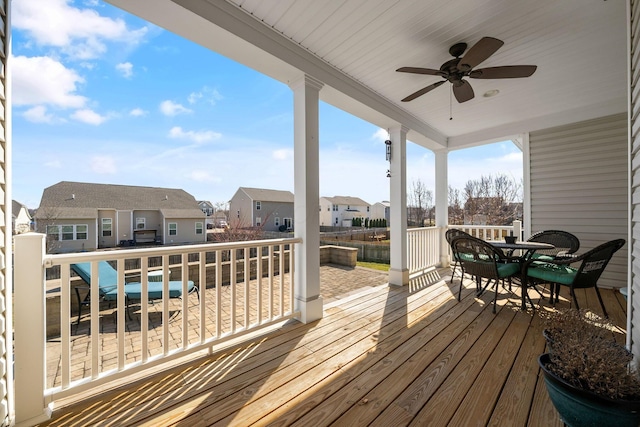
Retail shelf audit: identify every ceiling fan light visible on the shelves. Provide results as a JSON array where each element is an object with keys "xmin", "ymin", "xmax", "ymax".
[{"xmin": 483, "ymin": 89, "xmax": 500, "ymax": 97}]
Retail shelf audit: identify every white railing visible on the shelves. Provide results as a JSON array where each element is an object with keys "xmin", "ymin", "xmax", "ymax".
[
  {"xmin": 407, "ymin": 226, "xmax": 441, "ymax": 274},
  {"xmin": 406, "ymin": 221, "xmax": 523, "ymax": 276},
  {"xmin": 14, "ymin": 234, "xmax": 300, "ymax": 424},
  {"xmin": 449, "ymin": 221, "xmax": 522, "ymax": 241}
]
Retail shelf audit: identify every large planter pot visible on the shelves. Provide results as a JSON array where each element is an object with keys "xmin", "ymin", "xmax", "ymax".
[{"xmin": 538, "ymin": 353, "xmax": 640, "ymax": 427}]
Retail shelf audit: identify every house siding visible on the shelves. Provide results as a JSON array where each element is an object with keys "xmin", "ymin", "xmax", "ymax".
[
  {"xmin": 1, "ymin": 2, "xmax": 9, "ymax": 423},
  {"xmin": 164, "ymin": 218, "xmax": 204, "ymax": 244},
  {"xmin": 629, "ymin": 0, "xmax": 640, "ymax": 363},
  {"xmin": 529, "ymin": 113, "xmax": 628, "ymax": 291},
  {"xmin": 117, "ymin": 210, "xmax": 132, "ymax": 242},
  {"xmin": 97, "ymin": 210, "xmax": 117, "ymax": 249},
  {"xmin": 253, "ymin": 201, "xmax": 294, "ymax": 231}
]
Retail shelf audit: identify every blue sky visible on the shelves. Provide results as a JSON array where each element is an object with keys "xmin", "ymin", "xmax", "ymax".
[{"xmin": 11, "ymin": 0, "xmax": 522, "ymax": 209}]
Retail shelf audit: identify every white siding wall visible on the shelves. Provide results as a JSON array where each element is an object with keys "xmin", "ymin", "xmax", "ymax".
[
  {"xmin": 2, "ymin": 1, "xmax": 9, "ymax": 423},
  {"xmin": 529, "ymin": 113, "xmax": 628, "ymax": 290},
  {"xmin": 629, "ymin": 0, "xmax": 640, "ymax": 363}
]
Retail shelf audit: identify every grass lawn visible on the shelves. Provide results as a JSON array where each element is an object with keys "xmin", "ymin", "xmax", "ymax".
[{"xmin": 356, "ymin": 261, "xmax": 390, "ymax": 272}]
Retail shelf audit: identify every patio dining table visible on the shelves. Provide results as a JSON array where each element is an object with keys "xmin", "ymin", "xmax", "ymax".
[{"xmin": 489, "ymin": 241, "xmax": 555, "ymax": 310}]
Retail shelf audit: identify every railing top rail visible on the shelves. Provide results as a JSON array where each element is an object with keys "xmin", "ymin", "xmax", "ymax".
[
  {"xmin": 407, "ymin": 226, "xmax": 440, "ymax": 232},
  {"xmin": 448, "ymin": 225, "xmax": 512, "ymax": 231},
  {"xmin": 43, "ymin": 236, "xmax": 302, "ymax": 266}
]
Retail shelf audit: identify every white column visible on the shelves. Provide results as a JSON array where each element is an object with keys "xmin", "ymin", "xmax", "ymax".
[
  {"xmin": 389, "ymin": 125, "xmax": 409, "ymax": 286},
  {"xmin": 521, "ymin": 133, "xmax": 532, "ymax": 238},
  {"xmin": 290, "ymin": 75, "xmax": 324, "ymax": 323},
  {"xmin": 434, "ymin": 150, "xmax": 449, "ymax": 266},
  {"xmin": 14, "ymin": 233, "xmax": 52, "ymax": 425}
]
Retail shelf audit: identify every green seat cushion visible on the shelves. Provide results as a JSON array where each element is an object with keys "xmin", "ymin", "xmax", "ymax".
[
  {"xmin": 527, "ymin": 263, "xmax": 577, "ymax": 285},
  {"xmin": 497, "ymin": 262, "xmax": 520, "ymax": 278},
  {"xmin": 530, "ymin": 253, "xmax": 555, "ymax": 262},
  {"xmin": 72, "ymin": 261, "xmax": 118, "ymax": 294}
]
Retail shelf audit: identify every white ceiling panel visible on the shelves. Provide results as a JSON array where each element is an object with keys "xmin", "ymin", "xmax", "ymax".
[{"xmin": 109, "ymin": 0, "xmax": 627, "ymax": 150}]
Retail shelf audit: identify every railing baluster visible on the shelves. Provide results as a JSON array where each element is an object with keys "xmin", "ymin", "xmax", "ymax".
[
  {"xmin": 116, "ymin": 259, "xmax": 126, "ymax": 370},
  {"xmin": 60, "ymin": 263, "xmax": 70, "ymax": 388},
  {"xmin": 231, "ymin": 248, "xmax": 237, "ymax": 333},
  {"xmin": 141, "ymin": 257, "xmax": 148, "ymax": 363},
  {"xmin": 289, "ymin": 244, "xmax": 294, "ymax": 314},
  {"xmin": 182, "ymin": 253, "xmax": 188, "ymax": 349},
  {"xmin": 90, "ymin": 261, "xmax": 100, "ymax": 378},
  {"xmin": 256, "ymin": 246, "xmax": 262, "ymax": 324},
  {"xmin": 279, "ymin": 244, "xmax": 284, "ymax": 317},
  {"xmin": 199, "ymin": 251, "xmax": 206, "ymax": 344},
  {"xmin": 162, "ymin": 255, "xmax": 169, "ymax": 355},
  {"xmin": 269, "ymin": 245, "xmax": 274, "ymax": 319},
  {"xmin": 215, "ymin": 249, "xmax": 221, "ymax": 338},
  {"xmin": 244, "ymin": 247, "xmax": 250, "ymax": 329}
]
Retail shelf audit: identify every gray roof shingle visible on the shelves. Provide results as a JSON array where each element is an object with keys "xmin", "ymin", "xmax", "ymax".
[
  {"xmin": 35, "ymin": 181, "xmax": 204, "ymax": 219},
  {"xmin": 239, "ymin": 187, "xmax": 294, "ymax": 203}
]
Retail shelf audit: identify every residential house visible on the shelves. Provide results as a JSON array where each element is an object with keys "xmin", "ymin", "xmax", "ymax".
[
  {"xmin": 34, "ymin": 181, "xmax": 206, "ymax": 253},
  {"xmin": 198, "ymin": 200, "xmax": 214, "ymax": 216},
  {"xmin": 229, "ymin": 187, "xmax": 294, "ymax": 232},
  {"xmin": 12, "ymin": 200, "xmax": 32, "ymax": 234},
  {"xmin": 319, "ymin": 196, "xmax": 370, "ymax": 227},
  {"xmin": 370, "ymin": 201, "xmax": 390, "ymax": 224}
]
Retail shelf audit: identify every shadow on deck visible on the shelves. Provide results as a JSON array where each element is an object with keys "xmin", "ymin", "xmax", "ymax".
[{"xmin": 39, "ymin": 266, "xmax": 626, "ymax": 426}]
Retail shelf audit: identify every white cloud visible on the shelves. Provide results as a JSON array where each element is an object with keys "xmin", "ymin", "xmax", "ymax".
[
  {"xmin": 187, "ymin": 92, "xmax": 202, "ymax": 105},
  {"xmin": 116, "ymin": 62, "xmax": 133, "ymax": 78},
  {"xmin": 188, "ymin": 87, "xmax": 223, "ymax": 105},
  {"xmin": 168, "ymin": 126, "xmax": 221, "ymax": 143},
  {"xmin": 44, "ymin": 159, "xmax": 62, "ymax": 169},
  {"xmin": 159, "ymin": 100, "xmax": 192, "ymax": 116},
  {"xmin": 373, "ymin": 128, "xmax": 389, "ymax": 142},
  {"xmin": 90, "ymin": 155, "xmax": 117, "ymax": 174},
  {"xmin": 272, "ymin": 149, "xmax": 292, "ymax": 160},
  {"xmin": 129, "ymin": 108, "xmax": 147, "ymax": 117},
  {"xmin": 13, "ymin": 55, "xmax": 87, "ymax": 108},
  {"xmin": 71, "ymin": 108, "xmax": 107, "ymax": 125},
  {"xmin": 23, "ymin": 106, "xmax": 55, "ymax": 123},
  {"xmin": 13, "ymin": 0, "xmax": 148, "ymax": 60}
]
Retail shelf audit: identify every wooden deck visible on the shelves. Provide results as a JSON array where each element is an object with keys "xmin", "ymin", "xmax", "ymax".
[{"xmin": 38, "ymin": 268, "xmax": 627, "ymax": 426}]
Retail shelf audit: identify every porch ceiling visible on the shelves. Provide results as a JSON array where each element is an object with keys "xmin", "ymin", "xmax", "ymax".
[{"xmin": 107, "ymin": 0, "xmax": 627, "ymax": 151}]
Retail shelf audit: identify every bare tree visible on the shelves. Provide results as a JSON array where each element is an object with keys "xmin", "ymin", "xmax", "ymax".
[
  {"xmin": 462, "ymin": 174, "xmax": 522, "ymax": 225},
  {"xmin": 34, "ymin": 206, "xmax": 63, "ymax": 253},
  {"xmin": 448, "ymin": 186, "xmax": 464, "ymax": 225},
  {"xmin": 408, "ymin": 179, "xmax": 433, "ymax": 226}
]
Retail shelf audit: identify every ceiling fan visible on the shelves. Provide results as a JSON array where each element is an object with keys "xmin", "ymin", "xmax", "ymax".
[{"xmin": 397, "ymin": 37, "xmax": 537, "ymax": 103}]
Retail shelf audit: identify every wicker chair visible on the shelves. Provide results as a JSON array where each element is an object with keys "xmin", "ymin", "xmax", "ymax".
[
  {"xmin": 452, "ymin": 235, "xmax": 520, "ymax": 313},
  {"xmin": 524, "ymin": 239, "xmax": 625, "ymax": 317},
  {"xmin": 445, "ymin": 228, "xmax": 473, "ymax": 283},
  {"xmin": 527, "ymin": 230, "xmax": 580, "ymax": 259}
]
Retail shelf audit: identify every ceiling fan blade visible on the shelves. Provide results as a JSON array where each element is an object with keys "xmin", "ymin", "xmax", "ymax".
[
  {"xmin": 457, "ymin": 37, "xmax": 504, "ymax": 71},
  {"xmin": 396, "ymin": 67, "xmax": 445, "ymax": 76},
  {"xmin": 453, "ymin": 80, "xmax": 474, "ymax": 103},
  {"xmin": 469, "ymin": 65, "xmax": 537, "ymax": 79},
  {"xmin": 401, "ymin": 81, "xmax": 445, "ymax": 102}
]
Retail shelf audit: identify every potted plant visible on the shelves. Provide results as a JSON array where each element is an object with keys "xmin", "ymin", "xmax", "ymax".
[{"xmin": 539, "ymin": 309, "xmax": 640, "ymax": 427}]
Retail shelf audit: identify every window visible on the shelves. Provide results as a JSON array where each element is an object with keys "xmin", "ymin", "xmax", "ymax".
[
  {"xmin": 367, "ymin": 206, "xmax": 370, "ymax": 212},
  {"xmin": 61, "ymin": 225, "xmax": 74, "ymax": 240},
  {"xmin": 46, "ymin": 225, "xmax": 59, "ymax": 237},
  {"xmin": 283, "ymin": 218, "xmax": 292, "ymax": 229},
  {"xmin": 256, "ymin": 201, "xmax": 261, "ymax": 210},
  {"xmin": 76, "ymin": 224, "xmax": 88, "ymax": 240},
  {"xmin": 47, "ymin": 224, "xmax": 88, "ymax": 241},
  {"xmin": 332, "ymin": 205, "xmax": 338, "ymax": 211},
  {"xmin": 169, "ymin": 223, "xmax": 177, "ymax": 236},
  {"xmin": 256, "ymin": 217, "xmax": 261, "ymax": 227},
  {"xmin": 136, "ymin": 217, "xmax": 146, "ymax": 230},
  {"xmin": 275, "ymin": 217, "xmax": 280, "ymax": 227},
  {"xmin": 102, "ymin": 218, "xmax": 112, "ymax": 237},
  {"xmin": 195, "ymin": 222, "xmax": 203, "ymax": 235}
]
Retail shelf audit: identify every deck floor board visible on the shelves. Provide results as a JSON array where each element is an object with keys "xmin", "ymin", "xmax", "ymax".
[{"xmin": 38, "ymin": 267, "xmax": 627, "ymax": 427}]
